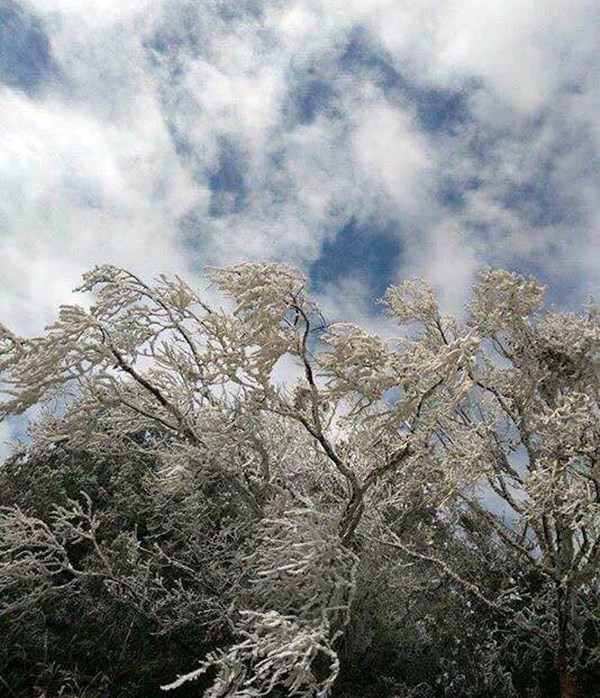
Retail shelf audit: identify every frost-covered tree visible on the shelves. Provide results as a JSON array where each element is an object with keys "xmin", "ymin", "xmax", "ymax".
[
  {"xmin": 0, "ymin": 264, "xmax": 598, "ymax": 698},
  {"xmin": 0, "ymin": 264, "xmax": 362, "ymax": 697},
  {"xmin": 365, "ymin": 269, "xmax": 599, "ymax": 698}
]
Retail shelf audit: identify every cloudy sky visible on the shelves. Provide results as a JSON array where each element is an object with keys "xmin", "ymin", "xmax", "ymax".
[{"xmin": 0, "ymin": 0, "xmax": 598, "ymax": 341}]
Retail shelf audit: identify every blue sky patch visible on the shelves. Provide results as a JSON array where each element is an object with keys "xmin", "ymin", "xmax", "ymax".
[
  {"xmin": 285, "ymin": 74, "xmax": 338, "ymax": 126},
  {"xmin": 208, "ymin": 138, "xmax": 248, "ymax": 216},
  {"xmin": 177, "ymin": 208, "xmax": 214, "ymax": 263},
  {"xmin": 340, "ymin": 28, "xmax": 471, "ymax": 134},
  {"xmin": 215, "ymin": 0, "xmax": 264, "ymax": 22},
  {"xmin": 309, "ymin": 217, "xmax": 403, "ymax": 305},
  {"xmin": 0, "ymin": 0, "xmax": 57, "ymax": 95}
]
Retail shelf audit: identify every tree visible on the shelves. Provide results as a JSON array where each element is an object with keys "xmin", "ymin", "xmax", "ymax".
[
  {"xmin": 0, "ymin": 263, "xmax": 597, "ymax": 697},
  {"xmin": 371, "ymin": 269, "xmax": 599, "ymax": 698}
]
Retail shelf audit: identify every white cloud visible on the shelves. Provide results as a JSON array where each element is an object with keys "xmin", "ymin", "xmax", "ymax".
[
  {"xmin": 365, "ymin": 0, "xmax": 598, "ymax": 116},
  {"xmin": 25, "ymin": 0, "xmax": 159, "ymax": 27},
  {"xmin": 414, "ymin": 220, "xmax": 478, "ymax": 316},
  {"xmin": 350, "ymin": 96, "xmax": 435, "ymax": 220},
  {"xmin": 1, "ymin": 0, "xmax": 597, "ymax": 344},
  {"xmin": 0, "ymin": 86, "xmax": 202, "ymax": 334},
  {"xmin": 0, "ymin": 420, "xmax": 14, "ymax": 463},
  {"xmin": 314, "ymin": 275, "xmax": 400, "ymax": 341}
]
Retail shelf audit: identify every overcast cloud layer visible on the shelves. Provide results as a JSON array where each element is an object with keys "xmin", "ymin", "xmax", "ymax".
[{"xmin": 1, "ymin": 0, "xmax": 598, "ymax": 338}]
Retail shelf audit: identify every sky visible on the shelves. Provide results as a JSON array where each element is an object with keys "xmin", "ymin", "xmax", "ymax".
[{"xmin": 0, "ymin": 0, "xmax": 598, "ymax": 338}]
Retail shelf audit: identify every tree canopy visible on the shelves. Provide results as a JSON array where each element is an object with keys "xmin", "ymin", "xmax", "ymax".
[{"xmin": 0, "ymin": 263, "xmax": 598, "ymax": 698}]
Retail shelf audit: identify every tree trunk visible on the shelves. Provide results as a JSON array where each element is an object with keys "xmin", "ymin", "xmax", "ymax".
[
  {"xmin": 555, "ymin": 574, "xmax": 578, "ymax": 698},
  {"xmin": 557, "ymin": 652, "xmax": 579, "ymax": 698}
]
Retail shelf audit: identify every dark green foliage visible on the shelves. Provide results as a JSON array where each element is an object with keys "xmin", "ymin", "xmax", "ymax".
[
  {"xmin": 0, "ymin": 427, "xmax": 233, "ymax": 697},
  {"xmin": 2, "ymin": 427, "xmax": 596, "ymax": 697}
]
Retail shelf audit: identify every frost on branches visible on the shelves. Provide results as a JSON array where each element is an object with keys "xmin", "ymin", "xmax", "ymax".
[{"xmin": 0, "ymin": 263, "xmax": 598, "ymax": 698}]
